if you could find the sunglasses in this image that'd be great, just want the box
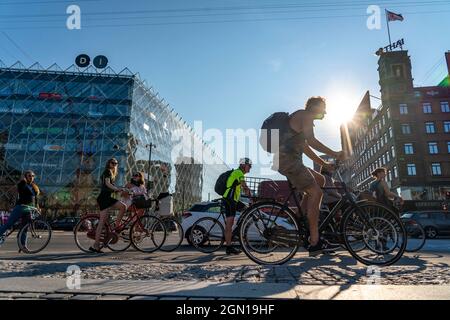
[26,175,35,178]
[110,162,118,165]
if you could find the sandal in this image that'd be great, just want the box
[88,246,104,253]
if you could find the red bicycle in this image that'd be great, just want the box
[73,200,166,253]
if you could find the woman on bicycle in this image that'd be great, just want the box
[0,170,40,247]
[369,167,404,213]
[90,158,127,253]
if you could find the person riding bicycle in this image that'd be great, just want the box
[271,96,346,256]
[90,158,128,253]
[369,167,404,214]
[222,158,252,255]
[120,172,149,220]
[0,170,41,247]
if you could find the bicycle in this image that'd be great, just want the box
[0,206,52,254]
[74,199,167,253]
[238,161,407,266]
[143,195,184,252]
[393,202,426,253]
[188,198,251,253]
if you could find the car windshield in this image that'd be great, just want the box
[401,213,414,219]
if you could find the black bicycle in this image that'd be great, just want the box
[1,206,52,254]
[238,162,407,266]
[188,199,252,253]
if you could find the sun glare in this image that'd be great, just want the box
[324,90,361,126]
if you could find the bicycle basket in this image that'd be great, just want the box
[132,195,153,209]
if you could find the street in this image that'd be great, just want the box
[1,232,450,299]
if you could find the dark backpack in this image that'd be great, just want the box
[260,112,290,153]
[214,170,234,196]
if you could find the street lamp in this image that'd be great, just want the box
[145,143,156,192]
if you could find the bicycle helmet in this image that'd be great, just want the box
[239,158,252,166]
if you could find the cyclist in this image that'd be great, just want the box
[0,170,41,248]
[369,167,404,214]
[90,158,128,253]
[271,96,346,256]
[222,157,252,255]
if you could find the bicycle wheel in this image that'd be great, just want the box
[74,215,109,253]
[239,201,300,265]
[159,217,184,252]
[403,219,426,252]
[130,215,166,253]
[189,217,225,253]
[342,203,406,266]
[17,220,52,254]
[106,218,132,252]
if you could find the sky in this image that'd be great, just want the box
[0,0,449,178]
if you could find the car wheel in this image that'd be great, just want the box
[424,226,438,239]
[189,226,207,246]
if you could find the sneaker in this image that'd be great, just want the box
[225,246,241,255]
[307,239,339,257]
[0,236,5,246]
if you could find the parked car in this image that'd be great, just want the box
[181,199,293,246]
[50,217,80,231]
[401,211,450,239]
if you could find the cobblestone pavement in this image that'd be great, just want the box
[2,254,450,285]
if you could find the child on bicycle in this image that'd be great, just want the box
[119,172,148,222]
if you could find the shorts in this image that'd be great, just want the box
[97,193,119,211]
[222,199,246,218]
[275,153,316,192]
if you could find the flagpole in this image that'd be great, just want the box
[385,9,392,46]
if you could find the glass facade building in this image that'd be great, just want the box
[0,61,228,217]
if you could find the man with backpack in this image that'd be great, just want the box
[260,96,346,256]
[215,158,252,255]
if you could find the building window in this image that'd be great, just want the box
[444,121,450,133]
[386,151,390,162]
[448,141,450,153]
[387,170,392,182]
[384,133,388,143]
[404,143,414,155]
[382,115,386,126]
[407,164,417,176]
[426,122,436,134]
[386,108,391,119]
[388,126,393,138]
[399,104,408,114]
[422,103,432,114]
[431,163,442,176]
[441,101,450,113]
[393,165,398,178]
[401,124,411,134]
[428,142,439,154]
[391,145,395,158]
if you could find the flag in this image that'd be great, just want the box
[386,10,404,22]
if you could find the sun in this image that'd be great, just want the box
[324,90,361,126]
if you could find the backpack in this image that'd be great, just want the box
[259,112,290,153]
[214,170,234,196]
